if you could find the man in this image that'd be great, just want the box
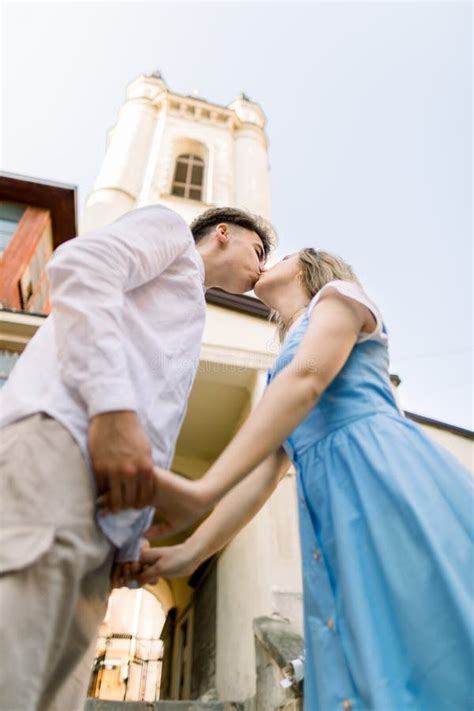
[0,204,274,711]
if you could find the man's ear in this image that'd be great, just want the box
[215,223,230,246]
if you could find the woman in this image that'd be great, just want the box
[101,249,473,711]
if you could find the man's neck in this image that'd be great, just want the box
[197,244,220,289]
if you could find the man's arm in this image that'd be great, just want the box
[47,205,192,505]
[97,291,366,528]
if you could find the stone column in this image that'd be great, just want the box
[82,75,165,232]
[229,95,272,220]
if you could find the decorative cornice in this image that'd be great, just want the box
[199,343,275,371]
[125,75,267,134]
[0,308,46,350]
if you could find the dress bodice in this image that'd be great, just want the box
[266,282,402,460]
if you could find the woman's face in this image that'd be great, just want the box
[254,253,303,304]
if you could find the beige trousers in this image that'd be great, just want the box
[0,414,114,711]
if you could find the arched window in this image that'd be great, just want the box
[171,154,204,201]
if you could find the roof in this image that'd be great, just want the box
[0,172,77,248]
[404,412,473,440]
[205,288,270,318]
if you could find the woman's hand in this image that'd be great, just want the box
[109,539,199,588]
[134,541,199,585]
[144,467,214,541]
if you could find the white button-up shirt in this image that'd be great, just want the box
[0,205,207,560]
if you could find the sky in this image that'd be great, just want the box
[1,1,472,429]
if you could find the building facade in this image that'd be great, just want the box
[0,173,76,314]
[0,173,76,386]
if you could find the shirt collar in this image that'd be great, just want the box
[194,250,206,291]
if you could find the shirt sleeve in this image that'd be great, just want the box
[47,205,193,417]
[110,507,156,563]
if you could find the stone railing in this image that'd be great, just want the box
[85,701,243,710]
[250,615,304,711]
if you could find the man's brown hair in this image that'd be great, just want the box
[190,207,276,259]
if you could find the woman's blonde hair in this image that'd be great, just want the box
[273,248,360,341]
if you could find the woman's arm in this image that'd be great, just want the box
[98,291,367,533]
[198,292,365,505]
[131,448,290,584]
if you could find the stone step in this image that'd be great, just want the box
[85,701,243,711]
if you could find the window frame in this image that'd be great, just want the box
[171,153,205,202]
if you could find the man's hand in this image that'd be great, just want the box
[89,410,154,512]
[110,560,143,589]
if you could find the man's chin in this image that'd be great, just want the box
[223,278,262,295]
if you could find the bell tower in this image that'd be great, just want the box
[82,71,271,232]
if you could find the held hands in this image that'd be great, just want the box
[110,560,143,589]
[144,467,213,541]
[89,411,155,511]
[98,465,214,541]
[110,539,198,589]
[93,416,213,590]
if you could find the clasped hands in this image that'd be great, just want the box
[89,410,213,589]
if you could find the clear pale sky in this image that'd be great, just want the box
[1,1,472,429]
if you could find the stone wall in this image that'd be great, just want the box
[190,559,218,699]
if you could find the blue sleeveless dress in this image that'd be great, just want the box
[266,281,473,711]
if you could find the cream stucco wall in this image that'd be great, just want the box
[215,468,302,702]
[418,423,473,473]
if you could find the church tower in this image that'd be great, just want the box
[82,71,271,232]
